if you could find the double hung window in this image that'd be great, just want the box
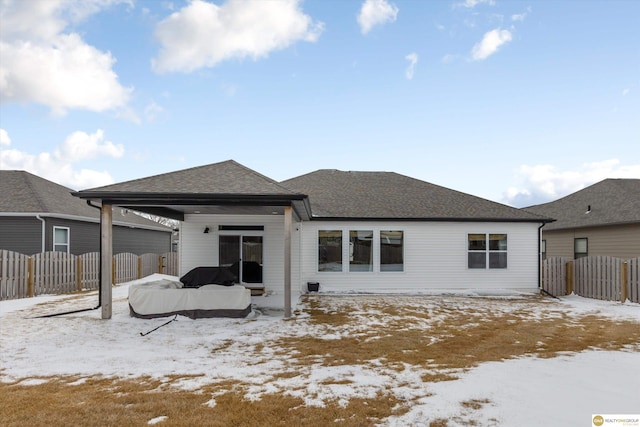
[468,233,507,269]
[53,227,70,253]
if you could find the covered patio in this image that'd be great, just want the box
[73,160,311,319]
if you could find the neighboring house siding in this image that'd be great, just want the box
[113,226,172,255]
[543,224,640,259]
[180,214,288,291]
[0,217,43,255]
[1,217,171,256]
[299,221,541,292]
[46,218,98,254]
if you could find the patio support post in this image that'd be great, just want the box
[284,206,292,318]
[101,204,113,319]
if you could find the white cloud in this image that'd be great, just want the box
[405,53,418,80]
[0,128,123,189]
[144,102,165,122]
[503,159,640,207]
[152,0,324,74]
[0,0,132,115]
[357,0,399,34]
[471,28,512,61]
[0,129,10,146]
[458,0,495,8]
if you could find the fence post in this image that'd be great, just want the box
[112,257,116,286]
[566,260,574,296]
[77,257,83,292]
[621,261,628,303]
[138,257,142,279]
[158,255,163,274]
[27,257,34,297]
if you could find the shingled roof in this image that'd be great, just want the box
[281,169,550,221]
[524,178,640,231]
[0,170,171,230]
[84,160,299,196]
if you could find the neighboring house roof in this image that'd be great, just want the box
[0,170,172,231]
[281,169,550,222]
[524,179,640,231]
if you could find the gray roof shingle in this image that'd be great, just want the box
[281,169,549,221]
[84,160,299,196]
[0,170,171,230]
[524,178,640,230]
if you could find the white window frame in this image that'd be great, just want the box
[468,233,508,269]
[53,226,70,253]
[379,230,404,272]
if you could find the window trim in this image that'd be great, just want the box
[468,233,508,269]
[318,230,343,273]
[380,230,404,272]
[349,229,374,272]
[574,237,588,259]
[53,226,70,253]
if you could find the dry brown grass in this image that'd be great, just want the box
[2,295,639,426]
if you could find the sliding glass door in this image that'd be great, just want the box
[219,235,263,284]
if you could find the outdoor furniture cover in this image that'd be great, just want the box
[128,277,251,319]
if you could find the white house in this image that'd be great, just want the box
[73,160,552,319]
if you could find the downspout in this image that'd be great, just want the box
[35,215,45,253]
[37,201,102,317]
[538,222,546,290]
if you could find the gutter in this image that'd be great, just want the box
[37,201,103,317]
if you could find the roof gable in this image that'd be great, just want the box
[84,160,299,196]
[281,169,548,221]
[524,178,640,230]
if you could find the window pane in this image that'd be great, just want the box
[489,252,507,268]
[349,230,373,272]
[54,228,68,244]
[319,230,342,272]
[54,244,67,252]
[489,234,507,251]
[468,252,486,269]
[380,230,403,272]
[574,238,587,253]
[468,234,486,250]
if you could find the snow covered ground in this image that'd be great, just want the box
[1,274,639,426]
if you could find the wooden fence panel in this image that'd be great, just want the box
[542,257,570,296]
[113,253,138,284]
[139,253,159,278]
[627,257,640,304]
[161,252,179,276]
[32,251,78,296]
[574,256,622,301]
[80,252,100,290]
[0,250,31,300]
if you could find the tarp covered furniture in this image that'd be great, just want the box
[128,276,251,319]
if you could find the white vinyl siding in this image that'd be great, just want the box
[179,214,289,293]
[299,221,540,292]
[179,215,541,294]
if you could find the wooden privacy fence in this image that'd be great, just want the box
[542,256,640,303]
[0,250,178,301]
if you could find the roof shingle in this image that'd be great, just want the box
[524,178,640,230]
[281,169,549,221]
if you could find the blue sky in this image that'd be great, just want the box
[1,0,638,207]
